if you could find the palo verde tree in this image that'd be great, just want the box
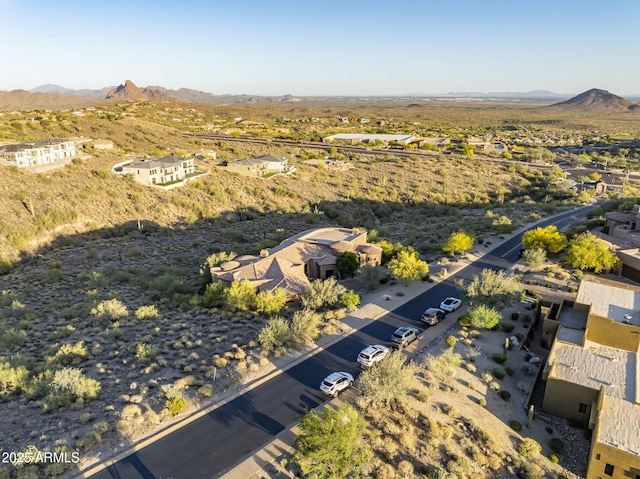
[467,304,502,330]
[442,231,475,255]
[293,403,372,479]
[357,349,419,409]
[387,249,429,285]
[458,268,523,307]
[565,232,621,273]
[521,226,568,254]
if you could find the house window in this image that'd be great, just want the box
[604,463,614,476]
[578,403,588,414]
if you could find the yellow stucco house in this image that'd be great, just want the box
[541,276,640,479]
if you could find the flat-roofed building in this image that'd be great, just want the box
[0,139,76,167]
[225,155,289,177]
[540,276,640,479]
[121,156,195,187]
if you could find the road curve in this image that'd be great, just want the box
[87,204,593,479]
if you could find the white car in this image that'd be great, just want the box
[440,297,462,313]
[320,372,354,397]
[357,345,389,367]
[390,327,420,348]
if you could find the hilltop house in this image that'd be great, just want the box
[121,156,195,187]
[322,133,415,146]
[539,276,640,479]
[0,139,77,167]
[210,227,382,300]
[225,155,291,177]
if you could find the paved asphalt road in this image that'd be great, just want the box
[89,204,594,479]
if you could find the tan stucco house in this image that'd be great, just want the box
[540,276,640,479]
[210,227,382,300]
[225,155,290,177]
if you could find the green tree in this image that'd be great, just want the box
[565,232,621,273]
[223,279,257,311]
[467,304,502,329]
[255,287,288,316]
[522,248,547,268]
[340,290,360,309]
[301,278,346,310]
[587,172,602,181]
[357,349,419,409]
[387,249,429,285]
[293,404,371,479]
[522,226,568,253]
[459,268,523,307]
[462,144,475,156]
[336,252,360,277]
[443,231,475,254]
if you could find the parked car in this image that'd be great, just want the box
[421,307,446,326]
[440,297,462,313]
[320,372,354,397]
[390,327,420,348]
[357,345,389,367]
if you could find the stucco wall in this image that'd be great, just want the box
[585,314,640,352]
[543,377,598,422]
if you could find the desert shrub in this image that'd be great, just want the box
[415,390,430,402]
[91,298,128,323]
[549,453,560,463]
[492,353,507,363]
[291,308,322,345]
[255,287,288,316]
[0,328,27,351]
[0,361,29,398]
[502,322,515,332]
[465,362,477,373]
[135,305,159,320]
[301,277,346,310]
[465,345,481,362]
[500,390,511,401]
[511,312,520,321]
[135,343,157,364]
[258,317,292,353]
[47,368,101,408]
[456,314,472,327]
[200,281,228,308]
[48,324,75,341]
[518,382,532,394]
[517,437,542,457]
[165,396,187,416]
[549,437,565,453]
[505,367,515,376]
[478,398,487,407]
[0,258,12,275]
[223,279,257,311]
[509,420,522,432]
[424,350,462,378]
[198,384,213,398]
[493,368,507,379]
[340,290,360,309]
[48,342,89,366]
[444,335,457,348]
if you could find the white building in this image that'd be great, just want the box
[0,139,77,167]
[121,156,195,186]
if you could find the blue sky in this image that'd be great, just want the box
[1,0,638,96]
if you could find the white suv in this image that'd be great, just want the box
[357,345,389,367]
[390,327,420,348]
[320,372,354,397]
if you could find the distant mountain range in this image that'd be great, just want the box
[0,82,637,111]
[28,80,302,105]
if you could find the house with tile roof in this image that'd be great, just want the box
[210,227,382,300]
[540,276,640,479]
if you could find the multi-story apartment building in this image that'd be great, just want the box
[121,156,195,186]
[0,139,77,167]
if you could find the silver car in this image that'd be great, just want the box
[320,372,354,397]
